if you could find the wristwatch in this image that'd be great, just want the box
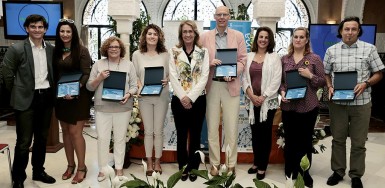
[364,80,371,87]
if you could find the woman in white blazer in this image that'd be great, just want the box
[169,20,209,182]
[242,26,282,180]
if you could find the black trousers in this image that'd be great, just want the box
[250,107,276,171]
[12,89,53,182]
[282,108,318,179]
[171,95,206,172]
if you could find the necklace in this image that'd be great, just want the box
[108,58,121,70]
[62,47,71,52]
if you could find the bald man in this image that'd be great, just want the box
[200,6,247,176]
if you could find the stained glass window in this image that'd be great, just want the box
[163,0,225,27]
[248,0,309,55]
[83,0,147,61]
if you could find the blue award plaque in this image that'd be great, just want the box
[102,71,126,101]
[140,66,164,96]
[332,71,357,101]
[57,73,82,98]
[215,48,237,78]
[57,82,80,98]
[141,85,163,95]
[332,90,355,100]
[285,70,307,100]
[285,87,307,100]
[102,88,124,100]
[215,65,237,77]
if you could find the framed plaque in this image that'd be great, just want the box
[102,71,126,101]
[285,70,307,100]
[57,73,82,98]
[332,71,357,101]
[214,48,237,78]
[140,66,164,96]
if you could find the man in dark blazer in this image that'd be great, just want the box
[2,14,56,188]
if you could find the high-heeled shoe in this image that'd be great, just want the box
[71,166,87,184]
[247,166,258,174]
[154,158,162,174]
[256,171,266,180]
[62,165,76,180]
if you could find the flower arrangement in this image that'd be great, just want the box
[275,121,327,154]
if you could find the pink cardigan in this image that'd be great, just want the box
[200,28,247,96]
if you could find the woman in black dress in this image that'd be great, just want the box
[53,19,92,184]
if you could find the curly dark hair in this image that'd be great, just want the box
[139,24,167,53]
[100,36,126,58]
[251,26,275,53]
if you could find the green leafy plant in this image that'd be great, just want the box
[119,159,184,188]
[129,11,151,60]
[229,4,249,21]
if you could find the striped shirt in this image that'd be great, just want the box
[324,40,385,105]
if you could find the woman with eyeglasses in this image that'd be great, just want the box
[279,27,326,188]
[132,24,169,176]
[86,36,138,182]
[169,20,209,182]
[53,18,92,184]
[242,26,281,180]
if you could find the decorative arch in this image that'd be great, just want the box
[162,0,226,27]
[82,0,147,61]
[248,0,310,55]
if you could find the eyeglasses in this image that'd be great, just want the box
[108,46,121,49]
[59,18,75,23]
[214,13,230,18]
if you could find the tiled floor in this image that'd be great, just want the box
[1,119,385,188]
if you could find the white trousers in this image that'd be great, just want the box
[206,81,240,167]
[96,111,131,170]
[139,96,168,158]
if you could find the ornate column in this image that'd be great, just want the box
[252,0,285,33]
[108,0,140,58]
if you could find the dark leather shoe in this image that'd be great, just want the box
[12,181,24,188]
[351,177,363,188]
[327,172,343,186]
[32,171,56,184]
[256,172,265,180]
[304,171,313,188]
[189,174,197,182]
[181,174,188,181]
[247,166,258,174]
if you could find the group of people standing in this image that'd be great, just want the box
[1,5,383,188]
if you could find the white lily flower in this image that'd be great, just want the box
[320,129,326,137]
[225,144,231,159]
[285,175,294,188]
[220,164,227,174]
[277,137,285,148]
[135,117,142,123]
[103,165,115,179]
[111,176,120,187]
[133,107,139,113]
[133,124,140,131]
[141,159,147,175]
[195,150,205,164]
[152,171,160,180]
